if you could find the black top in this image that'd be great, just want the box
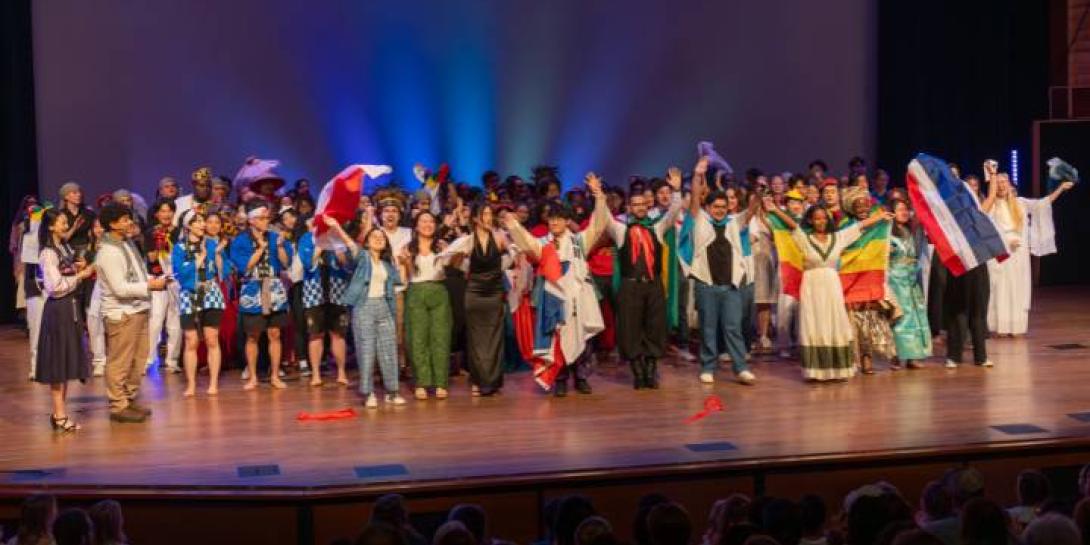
[469,233,501,274]
[708,224,734,287]
[618,224,662,280]
[61,206,96,249]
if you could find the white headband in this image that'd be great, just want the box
[247,206,268,220]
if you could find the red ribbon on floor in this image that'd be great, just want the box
[297,408,357,422]
[685,395,725,424]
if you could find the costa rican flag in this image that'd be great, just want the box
[905,153,1009,277]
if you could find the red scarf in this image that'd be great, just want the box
[627,224,655,278]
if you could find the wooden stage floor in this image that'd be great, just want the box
[2,286,1090,496]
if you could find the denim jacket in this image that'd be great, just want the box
[340,253,400,316]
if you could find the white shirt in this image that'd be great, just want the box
[95,235,151,320]
[411,253,445,283]
[383,226,412,292]
[367,257,388,298]
[688,211,748,287]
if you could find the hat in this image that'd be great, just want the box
[191,167,213,184]
[841,185,870,211]
[373,187,407,211]
[820,177,839,189]
[212,175,231,189]
[159,176,178,189]
[784,189,805,202]
[233,156,285,193]
[59,181,81,199]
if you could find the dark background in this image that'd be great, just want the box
[0,0,1080,322]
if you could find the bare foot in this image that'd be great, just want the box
[183,388,196,398]
[206,386,219,396]
[270,378,287,389]
[243,380,258,391]
[336,375,349,386]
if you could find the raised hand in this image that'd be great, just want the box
[1061,181,1075,192]
[693,157,709,176]
[585,172,603,197]
[666,167,682,191]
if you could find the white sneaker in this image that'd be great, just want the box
[676,350,696,362]
[699,372,715,384]
[365,394,378,409]
[978,360,994,368]
[386,394,407,406]
[92,364,105,377]
[759,337,773,350]
[737,370,757,385]
[166,364,182,374]
[944,360,958,369]
[299,360,311,377]
[778,350,792,360]
[241,368,251,381]
[278,369,287,378]
[718,354,732,363]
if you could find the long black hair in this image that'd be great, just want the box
[38,208,65,253]
[407,211,439,272]
[146,198,177,228]
[888,198,919,240]
[801,205,832,234]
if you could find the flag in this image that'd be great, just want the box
[1046,157,1079,193]
[767,212,804,299]
[837,215,891,303]
[314,164,391,249]
[530,243,568,391]
[906,153,1008,277]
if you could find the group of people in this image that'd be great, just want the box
[9,152,1073,432]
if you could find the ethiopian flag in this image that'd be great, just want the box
[767,212,804,299]
[837,215,891,303]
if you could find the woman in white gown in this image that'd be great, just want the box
[983,173,1072,336]
[765,201,891,381]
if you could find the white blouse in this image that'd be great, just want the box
[411,253,445,283]
[40,247,81,299]
[367,257,388,298]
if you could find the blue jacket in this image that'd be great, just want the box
[171,238,220,292]
[229,230,293,314]
[340,252,400,316]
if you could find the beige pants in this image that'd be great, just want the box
[105,311,150,413]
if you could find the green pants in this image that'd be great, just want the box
[407,282,453,388]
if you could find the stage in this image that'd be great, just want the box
[2,287,1090,545]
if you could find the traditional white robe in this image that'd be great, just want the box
[986,197,1057,335]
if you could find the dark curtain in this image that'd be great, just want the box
[0,0,39,323]
[877,0,1049,185]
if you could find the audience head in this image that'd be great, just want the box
[761,498,802,545]
[718,523,760,545]
[371,494,410,528]
[634,494,670,545]
[799,494,827,537]
[17,494,57,545]
[920,480,954,522]
[575,516,614,545]
[944,468,985,510]
[959,498,1010,545]
[449,504,487,545]
[52,508,94,545]
[846,486,913,545]
[1023,513,1081,545]
[434,521,477,545]
[356,523,408,545]
[741,536,779,545]
[1018,470,1051,508]
[647,502,692,545]
[554,495,597,545]
[1072,498,1090,545]
[88,500,126,545]
[891,530,945,545]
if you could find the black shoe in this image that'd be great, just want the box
[630,361,643,390]
[109,407,147,423]
[645,358,660,389]
[554,381,568,397]
[575,379,592,394]
[128,402,153,416]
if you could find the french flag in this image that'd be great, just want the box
[906,153,1009,277]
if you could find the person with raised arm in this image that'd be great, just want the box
[502,173,610,396]
[765,201,891,382]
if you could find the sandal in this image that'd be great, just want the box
[414,387,428,400]
[436,388,448,400]
[50,414,81,433]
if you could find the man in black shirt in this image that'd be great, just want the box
[58,182,95,252]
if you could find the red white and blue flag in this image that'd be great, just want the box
[906,153,1009,277]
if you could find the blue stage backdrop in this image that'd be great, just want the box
[31,0,875,199]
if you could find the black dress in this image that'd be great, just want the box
[34,246,89,384]
[464,233,505,395]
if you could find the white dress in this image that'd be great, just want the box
[986,198,1056,335]
[793,224,863,380]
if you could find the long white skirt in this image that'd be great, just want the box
[987,245,1031,335]
[798,267,856,380]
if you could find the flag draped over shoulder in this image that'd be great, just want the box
[837,214,891,303]
[905,153,1009,277]
[767,212,804,299]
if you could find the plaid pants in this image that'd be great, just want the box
[352,298,399,396]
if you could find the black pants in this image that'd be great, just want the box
[616,278,666,361]
[943,264,989,364]
[289,282,308,363]
[927,251,947,336]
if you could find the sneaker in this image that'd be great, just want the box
[109,407,147,424]
[241,368,251,381]
[699,372,715,384]
[553,381,568,397]
[92,364,105,377]
[165,364,182,374]
[575,379,592,394]
[758,336,773,350]
[675,348,696,362]
[299,360,312,377]
[365,394,378,409]
[944,360,958,369]
[386,394,407,406]
[718,354,732,363]
[977,360,994,368]
[778,350,792,360]
[737,370,757,385]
